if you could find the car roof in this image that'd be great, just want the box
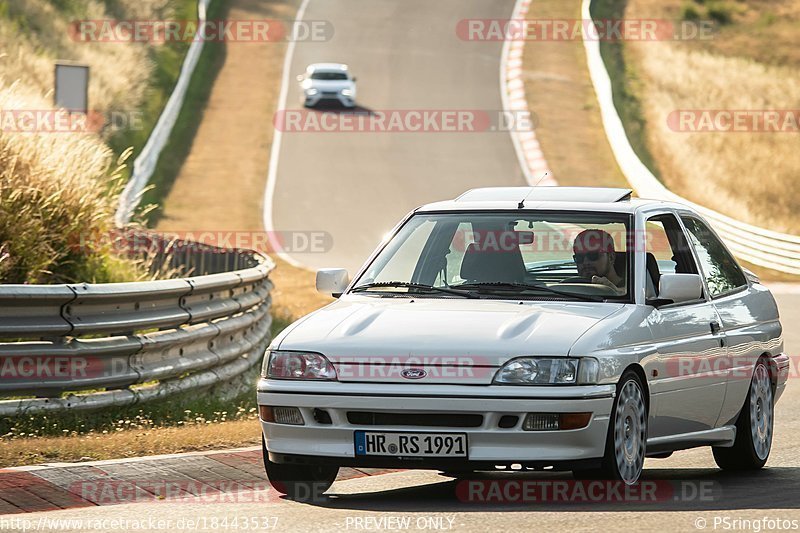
[415,187,690,215]
[306,63,349,73]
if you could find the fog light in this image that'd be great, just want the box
[523,413,559,431]
[273,406,304,425]
[522,413,592,431]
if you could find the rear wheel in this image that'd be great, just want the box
[713,359,773,471]
[262,437,339,500]
[573,370,647,484]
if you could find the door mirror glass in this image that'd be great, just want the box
[316,268,349,296]
[658,273,703,304]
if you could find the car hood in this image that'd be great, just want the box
[277,296,623,382]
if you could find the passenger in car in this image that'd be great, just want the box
[572,229,626,294]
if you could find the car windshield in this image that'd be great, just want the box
[310,71,348,80]
[351,212,632,301]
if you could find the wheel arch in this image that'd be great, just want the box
[620,363,650,415]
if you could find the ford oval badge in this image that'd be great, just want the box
[401,368,427,379]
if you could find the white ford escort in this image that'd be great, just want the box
[257,187,789,496]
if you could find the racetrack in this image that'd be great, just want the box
[266,0,525,273]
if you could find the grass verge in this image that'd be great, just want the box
[589,0,800,280]
[135,0,231,222]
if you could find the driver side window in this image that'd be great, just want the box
[645,214,699,298]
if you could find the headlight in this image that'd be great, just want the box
[305,88,318,96]
[262,350,338,380]
[493,357,599,385]
[341,89,354,97]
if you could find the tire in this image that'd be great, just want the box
[262,437,339,501]
[573,370,648,484]
[713,359,774,471]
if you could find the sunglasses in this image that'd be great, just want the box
[573,252,604,263]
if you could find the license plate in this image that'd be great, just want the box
[354,431,468,457]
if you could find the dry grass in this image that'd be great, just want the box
[0,82,143,283]
[0,419,261,467]
[0,0,187,283]
[621,0,800,233]
[0,0,170,120]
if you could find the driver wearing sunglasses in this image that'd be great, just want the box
[572,229,625,295]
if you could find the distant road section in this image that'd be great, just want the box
[267,0,523,273]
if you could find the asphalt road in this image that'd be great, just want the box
[267,0,525,273]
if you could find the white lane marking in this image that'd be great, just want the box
[501,0,557,186]
[262,0,313,269]
[4,446,263,472]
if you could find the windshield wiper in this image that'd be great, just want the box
[452,281,605,302]
[350,281,479,299]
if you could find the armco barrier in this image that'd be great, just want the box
[581,0,800,275]
[0,231,274,416]
[115,0,212,226]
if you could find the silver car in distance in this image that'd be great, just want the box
[257,187,789,498]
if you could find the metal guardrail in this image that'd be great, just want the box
[0,231,274,416]
[581,0,800,276]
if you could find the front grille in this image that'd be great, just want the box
[347,411,483,428]
[321,91,339,96]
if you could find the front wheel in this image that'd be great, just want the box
[262,437,339,500]
[713,359,774,471]
[574,370,648,484]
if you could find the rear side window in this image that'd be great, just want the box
[681,217,747,297]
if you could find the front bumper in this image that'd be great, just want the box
[774,352,790,402]
[303,92,355,107]
[257,380,615,468]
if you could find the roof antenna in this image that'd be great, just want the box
[517,172,550,208]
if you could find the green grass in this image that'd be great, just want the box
[106,0,201,190]
[590,0,662,180]
[135,0,230,223]
[0,388,258,439]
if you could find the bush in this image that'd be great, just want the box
[681,3,702,21]
[0,85,143,284]
[707,2,733,24]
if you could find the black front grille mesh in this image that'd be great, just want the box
[347,411,483,428]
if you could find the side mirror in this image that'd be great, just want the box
[351,76,357,82]
[658,273,703,304]
[296,74,304,82]
[316,268,349,297]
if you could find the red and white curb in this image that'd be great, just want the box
[0,447,398,514]
[502,0,557,186]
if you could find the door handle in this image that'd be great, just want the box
[710,321,725,347]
